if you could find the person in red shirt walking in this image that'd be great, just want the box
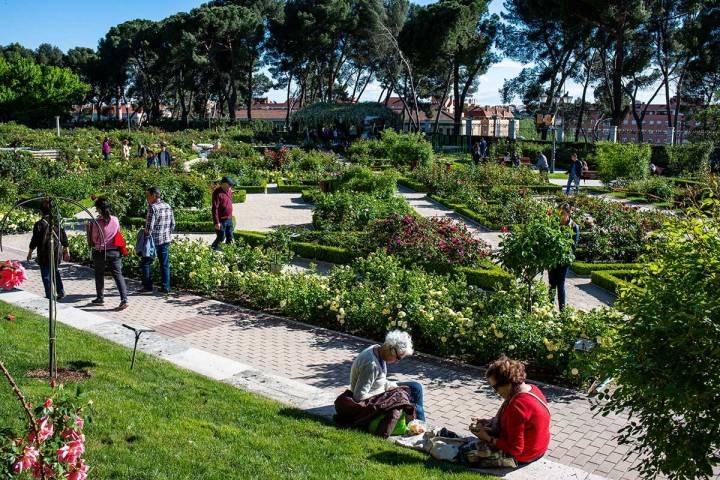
[470,355,551,467]
[211,176,235,250]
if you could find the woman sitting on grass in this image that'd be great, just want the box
[470,356,551,467]
[334,330,425,438]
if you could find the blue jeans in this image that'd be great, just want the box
[211,218,234,250]
[548,265,569,310]
[565,174,580,195]
[39,264,64,299]
[141,242,170,291]
[398,381,425,422]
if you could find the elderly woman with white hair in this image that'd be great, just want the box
[334,330,425,438]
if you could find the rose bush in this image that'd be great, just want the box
[312,193,413,231]
[370,214,491,268]
[0,374,92,480]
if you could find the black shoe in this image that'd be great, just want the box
[117,300,129,311]
[133,287,154,295]
[90,297,104,305]
[158,287,171,294]
[56,293,65,300]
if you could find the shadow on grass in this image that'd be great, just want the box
[366,450,471,474]
[277,406,336,426]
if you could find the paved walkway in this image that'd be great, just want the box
[0,236,639,480]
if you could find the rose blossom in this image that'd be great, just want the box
[57,439,85,464]
[64,461,89,480]
[61,428,85,441]
[30,416,55,443]
[74,416,84,430]
[44,398,53,409]
[12,446,39,473]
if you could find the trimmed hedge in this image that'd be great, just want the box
[457,266,513,290]
[291,242,359,264]
[397,176,428,192]
[571,261,644,276]
[235,230,267,247]
[591,269,640,294]
[429,194,501,230]
[301,189,321,203]
[237,184,266,194]
[277,178,310,193]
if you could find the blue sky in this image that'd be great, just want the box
[0,0,615,105]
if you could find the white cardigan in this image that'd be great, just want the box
[349,345,397,402]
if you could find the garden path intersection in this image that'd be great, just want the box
[1,237,650,480]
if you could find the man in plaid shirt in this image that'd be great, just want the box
[137,186,175,294]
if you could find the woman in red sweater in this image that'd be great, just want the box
[470,356,551,466]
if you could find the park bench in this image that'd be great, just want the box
[582,170,600,180]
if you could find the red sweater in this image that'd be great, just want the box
[495,385,551,463]
[212,187,234,224]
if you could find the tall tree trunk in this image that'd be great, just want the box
[575,63,592,141]
[611,31,625,126]
[227,83,237,121]
[247,67,253,122]
[285,73,293,128]
[377,86,386,102]
[452,60,461,136]
[350,68,363,102]
[356,69,373,101]
[663,68,673,127]
[434,67,453,136]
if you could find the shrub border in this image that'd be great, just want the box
[571,262,643,276]
[237,229,512,290]
[590,269,640,294]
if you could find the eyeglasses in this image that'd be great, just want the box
[393,347,403,361]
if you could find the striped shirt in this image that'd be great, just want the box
[145,200,175,246]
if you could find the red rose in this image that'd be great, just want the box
[5,314,15,321]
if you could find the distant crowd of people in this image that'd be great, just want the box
[101,137,174,168]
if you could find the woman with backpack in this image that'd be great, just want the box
[87,198,129,310]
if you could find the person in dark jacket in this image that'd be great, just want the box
[548,203,580,310]
[27,200,69,299]
[211,176,235,250]
[565,153,581,195]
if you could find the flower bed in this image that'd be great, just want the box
[370,214,491,267]
[312,193,413,231]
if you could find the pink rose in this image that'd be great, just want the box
[74,416,85,430]
[64,461,89,480]
[61,428,84,442]
[57,439,85,464]
[12,446,39,473]
[38,416,54,442]
[44,398,53,409]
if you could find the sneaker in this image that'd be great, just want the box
[90,297,104,305]
[56,293,65,300]
[158,287,171,294]
[117,300,129,311]
[133,287,154,295]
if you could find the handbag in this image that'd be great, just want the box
[113,230,129,257]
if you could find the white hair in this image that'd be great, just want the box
[384,330,414,357]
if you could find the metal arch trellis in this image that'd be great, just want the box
[0,194,107,379]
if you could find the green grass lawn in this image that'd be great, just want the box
[0,301,489,480]
[546,172,567,179]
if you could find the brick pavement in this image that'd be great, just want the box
[0,238,643,480]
